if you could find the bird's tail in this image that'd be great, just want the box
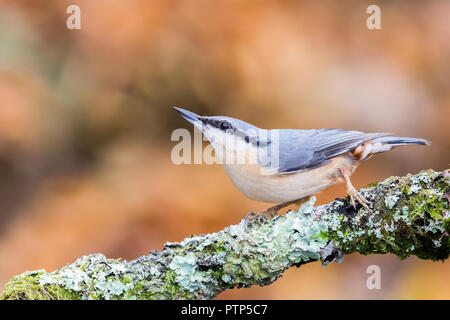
[371,136,430,147]
[353,135,429,160]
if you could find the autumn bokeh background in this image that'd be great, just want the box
[0,0,449,299]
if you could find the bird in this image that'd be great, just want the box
[173,107,429,221]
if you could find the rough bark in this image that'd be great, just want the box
[1,169,449,300]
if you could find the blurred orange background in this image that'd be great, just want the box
[0,0,449,299]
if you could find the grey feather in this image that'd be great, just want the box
[264,129,389,174]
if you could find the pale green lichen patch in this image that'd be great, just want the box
[220,197,330,277]
[169,253,213,292]
[2,254,136,300]
[385,195,399,209]
[159,195,331,296]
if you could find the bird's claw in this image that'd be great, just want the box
[244,208,278,230]
[347,186,373,214]
[243,211,255,230]
[341,170,374,214]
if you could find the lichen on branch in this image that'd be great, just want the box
[2,169,449,300]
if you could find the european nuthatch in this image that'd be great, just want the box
[174,107,429,219]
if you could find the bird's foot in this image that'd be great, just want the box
[243,197,312,230]
[340,169,373,214]
[346,184,373,214]
[244,207,278,230]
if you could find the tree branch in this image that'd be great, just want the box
[2,169,449,300]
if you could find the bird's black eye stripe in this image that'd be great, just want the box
[203,119,233,131]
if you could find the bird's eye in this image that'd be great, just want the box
[219,121,230,131]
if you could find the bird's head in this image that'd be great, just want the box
[174,107,269,164]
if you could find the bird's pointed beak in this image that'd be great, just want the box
[173,107,201,125]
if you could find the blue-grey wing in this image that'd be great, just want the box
[261,129,388,174]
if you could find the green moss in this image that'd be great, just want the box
[1,272,81,300]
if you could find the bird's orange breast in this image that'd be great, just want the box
[222,153,358,203]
